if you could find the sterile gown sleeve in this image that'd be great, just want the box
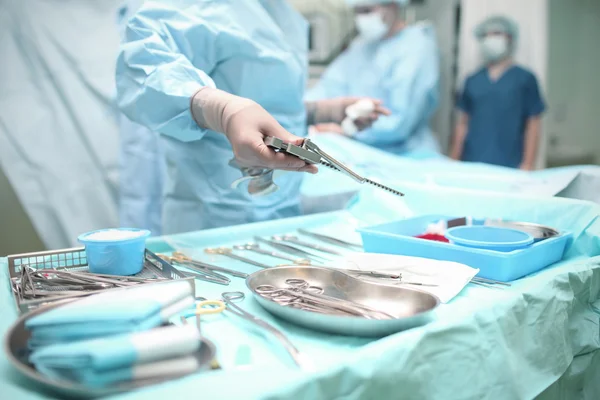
[356,38,440,146]
[456,77,473,115]
[304,52,351,101]
[115,1,219,142]
[524,72,546,118]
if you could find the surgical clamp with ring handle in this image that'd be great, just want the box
[222,291,308,369]
[163,252,249,279]
[297,229,363,250]
[179,292,308,369]
[273,234,343,256]
[256,279,395,320]
[265,136,404,197]
[151,253,230,286]
[255,237,331,263]
[233,244,311,265]
[204,247,274,269]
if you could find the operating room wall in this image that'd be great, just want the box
[412,0,459,153]
[0,168,45,255]
[545,0,600,166]
[0,0,122,251]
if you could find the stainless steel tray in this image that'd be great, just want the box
[4,299,216,399]
[246,266,439,337]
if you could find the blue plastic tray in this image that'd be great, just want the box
[357,214,572,282]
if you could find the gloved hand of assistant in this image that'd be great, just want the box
[191,87,317,173]
[308,97,390,131]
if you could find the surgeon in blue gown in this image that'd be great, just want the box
[450,16,546,170]
[306,0,441,156]
[116,0,165,235]
[116,0,388,234]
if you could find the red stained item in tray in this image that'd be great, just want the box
[415,233,450,243]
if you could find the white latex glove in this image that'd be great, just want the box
[307,97,390,131]
[341,99,376,136]
[191,87,317,173]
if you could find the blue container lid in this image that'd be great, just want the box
[78,228,150,245]
[445,226,534,251]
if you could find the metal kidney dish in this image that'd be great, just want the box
[246,266,440,337]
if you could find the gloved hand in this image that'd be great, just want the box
[191,87,317,173]
[306,97,390,130]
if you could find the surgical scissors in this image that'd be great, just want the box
[256,279,395,320]
[220,291,309,369]
[180,291,307,369]
[180,296,227,333]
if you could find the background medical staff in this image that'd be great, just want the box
[306,0,441,156]
[117,0,165,235]
[451,15,546,170]
[116,0,387,235]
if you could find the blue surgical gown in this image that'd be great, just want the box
[116,0,308,234]
[117,0,165,235]
[457,65,546,168]
[306,24,441,155]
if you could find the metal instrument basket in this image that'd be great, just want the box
[6,247,192,314]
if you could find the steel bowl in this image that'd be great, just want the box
[246,266,439,337]
[4,301,216,399]
[486,221,560,241]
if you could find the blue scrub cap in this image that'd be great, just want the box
[346,0,410,7]
[474,15,519,41]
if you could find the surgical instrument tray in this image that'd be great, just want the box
[6,247,195,314]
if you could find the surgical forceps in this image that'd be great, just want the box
[265,136,404,197]
[233,244,311,265]
[273,235,343,256]
[255,237,331,263]
[164,252,248,279]
[256,279,394,320]
[204,247,274,269]
[342,270,439,286]
[297,229,363,250]
[13,267,154,300]
[154,254,230,285]
[470,277,512,288]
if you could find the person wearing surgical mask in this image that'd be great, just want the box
[306,0,441,157]
[115,0,389,234]
[450,16,546,170]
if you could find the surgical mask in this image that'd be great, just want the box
[480,36,509,62]
[355,12,389,42]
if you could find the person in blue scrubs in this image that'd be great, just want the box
[451,16,546,170]
[116,0,165,235]
[116,0,388,234]
[306,0,441,156]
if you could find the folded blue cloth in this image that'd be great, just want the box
[26,280,194,347]
[30,324,202,387]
